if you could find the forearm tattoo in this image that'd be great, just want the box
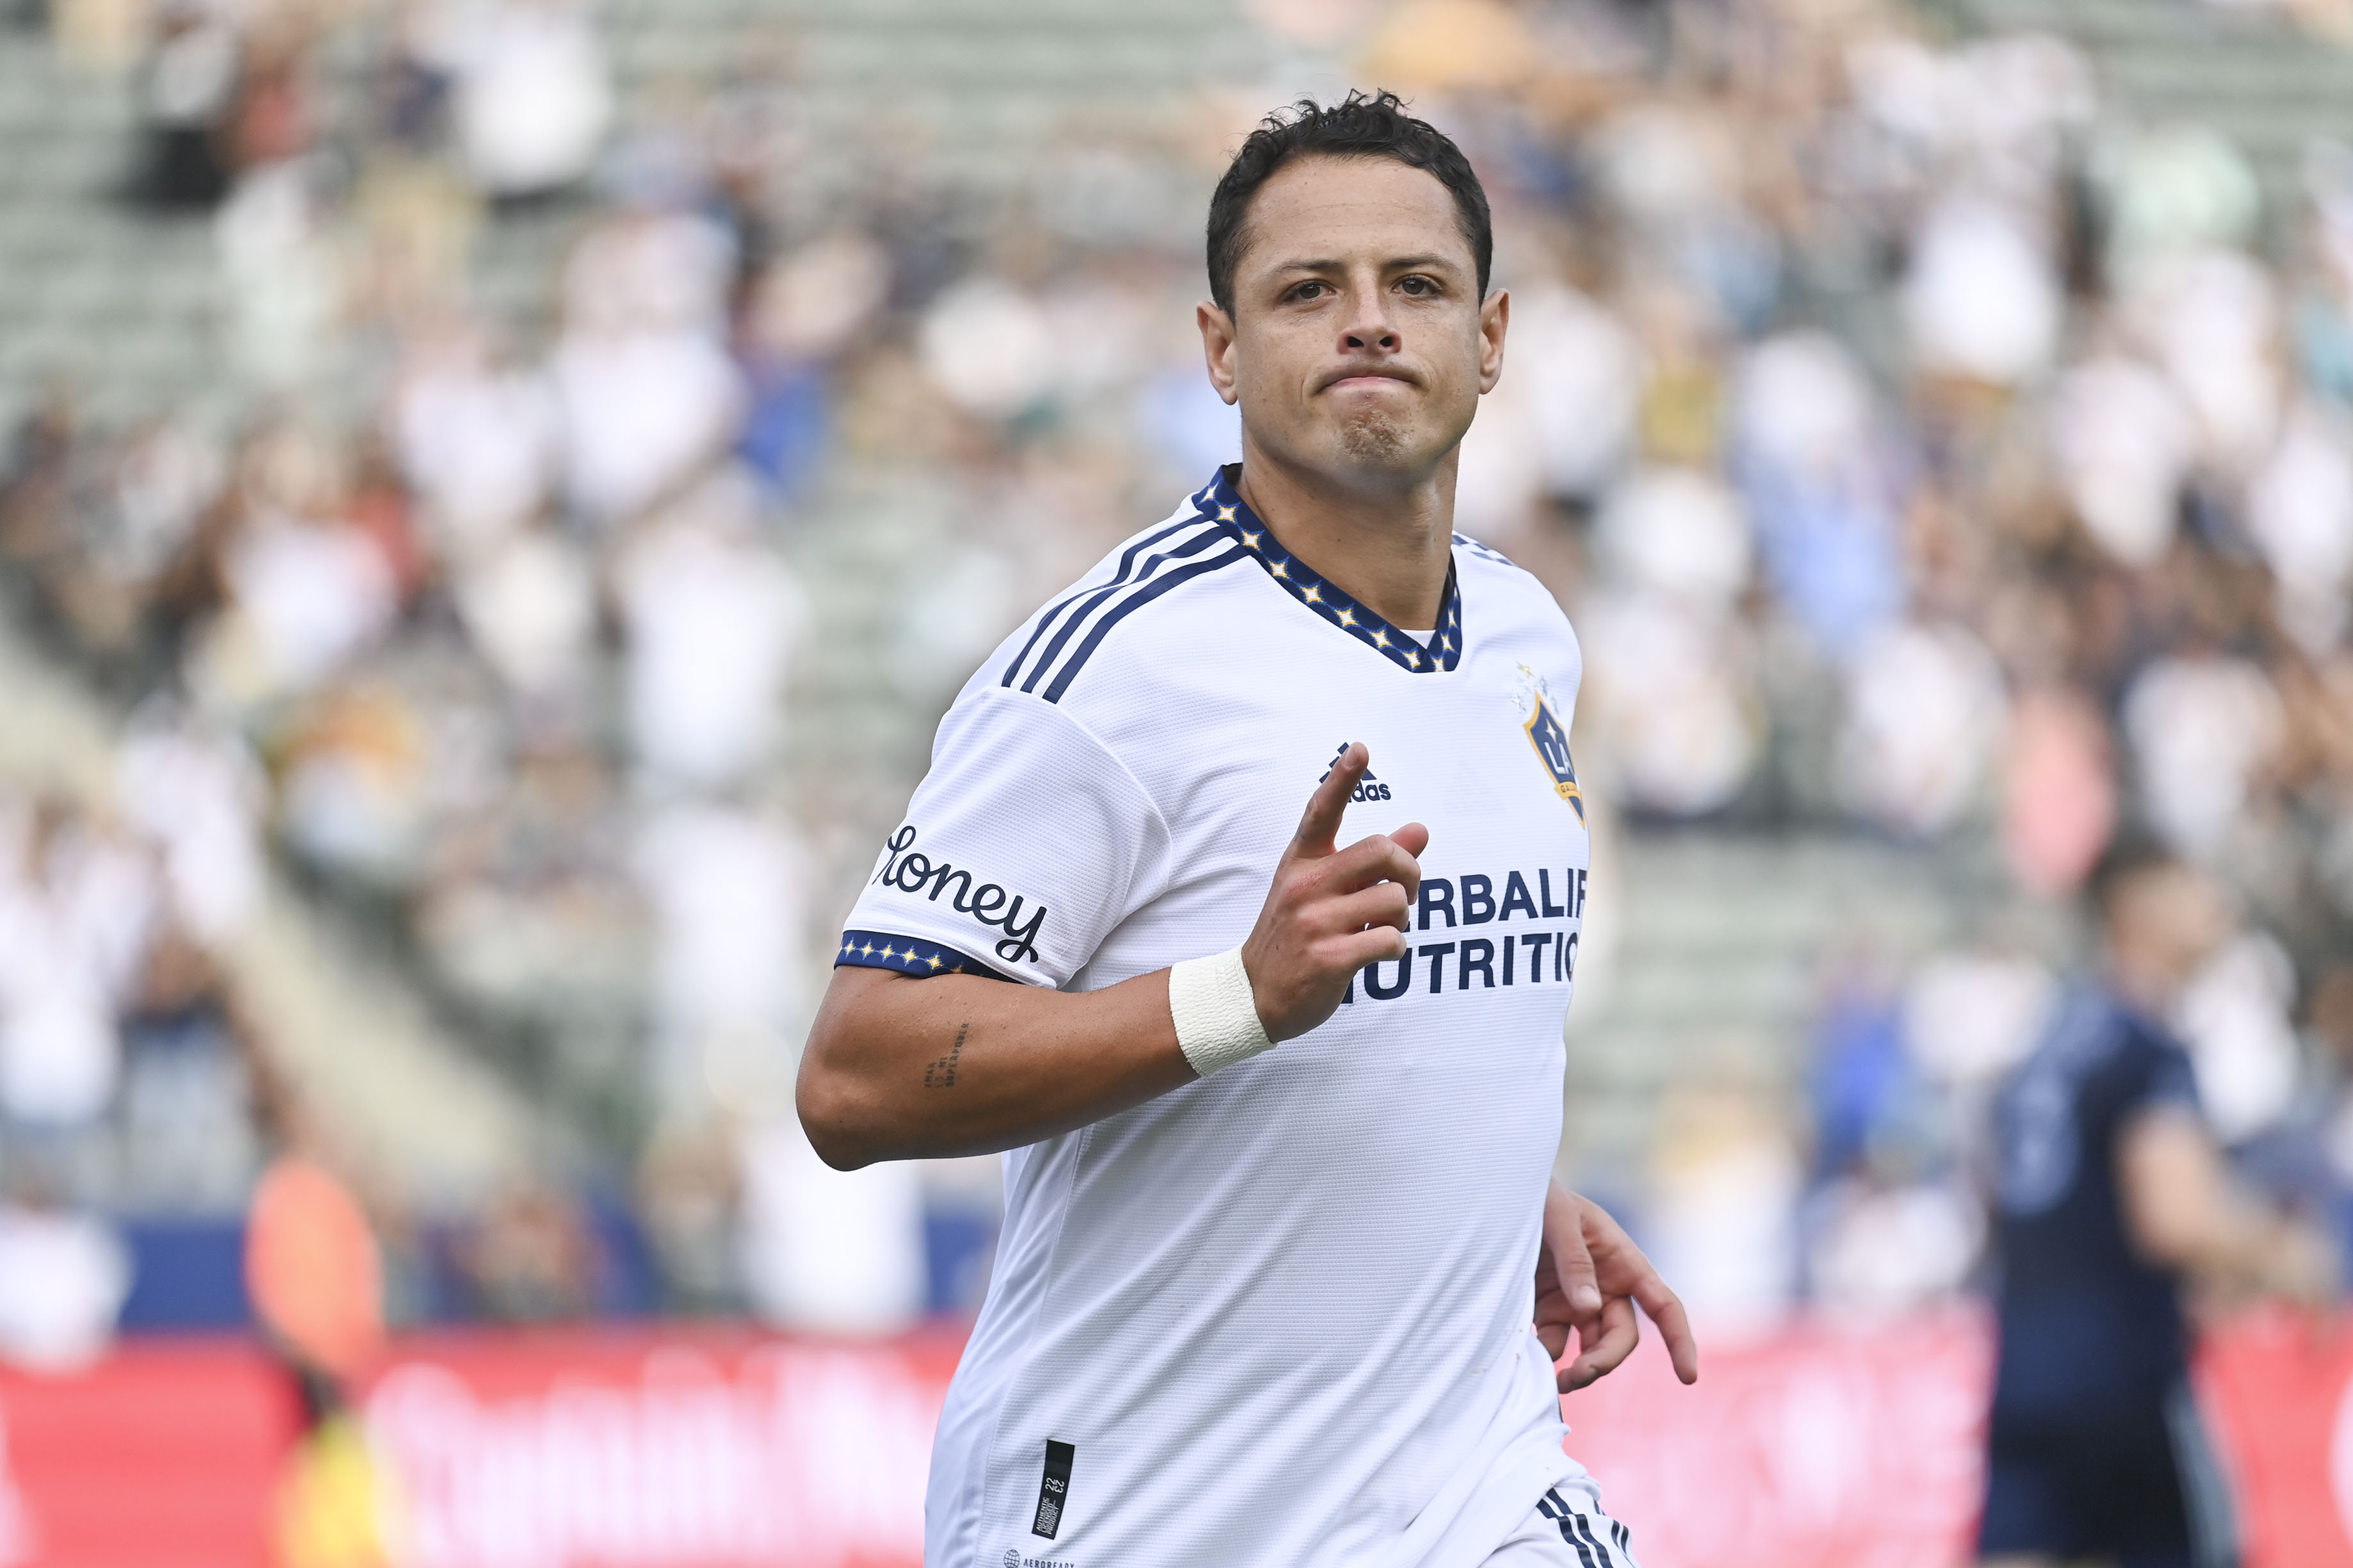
[924,1022,969,1088]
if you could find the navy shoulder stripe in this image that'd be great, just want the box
[1015,524,1229,696]
[1039,545,1248,702]
[995,510,1240,698]
[998,512,1208,689]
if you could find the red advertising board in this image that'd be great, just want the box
[1559,1311,1992,1568]
[360,1326,963,1568]
[0,1311,2341,1568]
[0,1339,300,1568]
[2196,1306,2353,1568]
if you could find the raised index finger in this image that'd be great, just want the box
[1292,743,1369,859]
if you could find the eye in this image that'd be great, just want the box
[1398,275,1439,296]
[1289,280,1331,302]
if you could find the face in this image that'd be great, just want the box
[2108,863,2232,996]
[1200,155,1507,493]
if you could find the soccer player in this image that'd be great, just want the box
[797,92,1697,1567]
[1980,845,2334,1568]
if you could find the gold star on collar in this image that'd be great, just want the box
[1372,630,1390,648]
[1271,561,1288,578]
[924,952,943,970]
[1301,585,1321,603]
[1337,609,1356,627]
[1242,529,1261,550]
[1219,505,1238,522]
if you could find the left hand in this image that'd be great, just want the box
[1535,1181,1698,1393]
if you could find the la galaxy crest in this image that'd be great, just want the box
[1513,665,1584,821]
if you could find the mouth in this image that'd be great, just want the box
[1319,369,1419,394]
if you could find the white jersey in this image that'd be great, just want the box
[840,467,1595,1568]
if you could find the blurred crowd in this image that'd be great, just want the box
[1347,0,2353,1332]
[4,0,2353,1355]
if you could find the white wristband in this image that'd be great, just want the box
[1169,947,1275,1077]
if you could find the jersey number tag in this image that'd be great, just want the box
[1032,1439,1076,1539]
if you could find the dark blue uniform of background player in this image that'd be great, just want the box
[1980,987,2235,1568]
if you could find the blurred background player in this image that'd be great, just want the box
[1980,844,2338,1568]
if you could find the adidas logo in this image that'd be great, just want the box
[1318,742,1394,802]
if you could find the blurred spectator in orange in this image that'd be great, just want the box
[247,1151,386,1383]
[259,1089,400,1568]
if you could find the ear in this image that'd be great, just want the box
[1198,300,1241,407]
[1477,287,1510,396]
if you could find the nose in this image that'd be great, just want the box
[1340,294,1399,355]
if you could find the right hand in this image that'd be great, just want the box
[1239,743,1429,1041]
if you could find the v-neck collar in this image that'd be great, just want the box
[1201,466,1463,675]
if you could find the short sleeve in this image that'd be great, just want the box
[838,687,1169,989]
[2129,1034,2203,1119]
[2098,1018,2204,1140]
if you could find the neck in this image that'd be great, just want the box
[1232,433,1456,631]
[2104,953,2180,1019]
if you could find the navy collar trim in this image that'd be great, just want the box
[1201,467,1462,674]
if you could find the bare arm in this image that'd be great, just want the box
[797,744,1426,1169]
[2117,1106,2336,1303]
[796,965,1193,1167]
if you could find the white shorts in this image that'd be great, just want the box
[1481,1478,1641,1567]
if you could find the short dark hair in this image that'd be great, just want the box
[1205,90,1492,316]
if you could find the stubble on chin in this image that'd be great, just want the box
[1337,408,1406,465]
